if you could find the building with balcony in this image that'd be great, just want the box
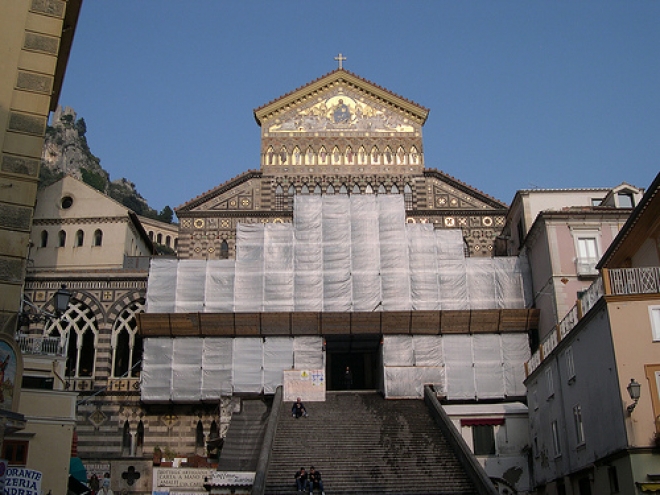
[524,172,660,495]
[500,184,644,343]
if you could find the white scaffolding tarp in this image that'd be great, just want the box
[381,334,529,399]
[142,337,324,402]
[142,196,532,402]
[145,196,527,313]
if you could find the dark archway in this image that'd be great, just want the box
[325,334,381,391]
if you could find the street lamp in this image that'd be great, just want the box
[19,284,71,327]
[626,378,641,414]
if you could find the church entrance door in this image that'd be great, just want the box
[324,334,380,391]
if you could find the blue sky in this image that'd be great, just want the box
[58,1,660,214]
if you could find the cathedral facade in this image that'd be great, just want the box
[21,67,536,495]
[176,69,507,261]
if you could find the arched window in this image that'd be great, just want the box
[122,421,131,456]
[157,233,162,244]
[279,146,288,165]
[365,183,374,194]
[292,147,301,165]
[371,146,380,164]
[352,184,361,195]
[305,147,315,165]
[332,146,341,165]
[265,146,275,165]
[220,240,229,260]
[137,421,144,454]
[378,184,387,194]
[46,299,98,378]
[148,231,154,240]
[358,146,367,165]
[196,421,205,449]
[275,184,284,210]
[318,147,327,165]
[165,236,171,247]
[301,184,309,195]
[404,183,413,210]
[93,229,103,247]
[58,230,66,247]
[313,184,322,195]
[339,184,348,195]
[384,147,393,164]
[396,146,406,165]
[410,146,419,164]
[391,184,400,194]
[345,147,354,164]
[40,230,48,248]
[75,230,84,247]
[111,299,144,378]
[326,184,335,195]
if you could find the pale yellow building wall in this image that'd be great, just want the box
[0,0,78,335]
[608,298,660,447]
[13,389,77,495]
[31,176,152,270]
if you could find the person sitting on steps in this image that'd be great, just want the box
[307,466,325,495]
[294,466,308,492]
[292,397,308,418]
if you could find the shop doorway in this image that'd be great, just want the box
[324,334,381,390]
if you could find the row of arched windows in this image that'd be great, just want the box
[120,419,219,457]
[40,229,103,248]
[274,182,413,210]
[44,298,144,379]
[147,231,177,249]
[265,145,421,166]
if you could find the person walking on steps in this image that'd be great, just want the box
[294,467,308,492]
[292,397,308,418]
[307,466,325,495]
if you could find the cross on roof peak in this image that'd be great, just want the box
[334,53,347,70]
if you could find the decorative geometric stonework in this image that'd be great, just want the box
[34,291,46,302]
[181,219,192,228]
[193,219,205,229]
[89,408,107,427]
[102,291,113,302]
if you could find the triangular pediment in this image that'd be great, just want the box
[176,171,262,213]
[254,69,429,132]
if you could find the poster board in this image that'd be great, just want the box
[283,370,325,402]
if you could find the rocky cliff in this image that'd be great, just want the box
[41,106,173,223]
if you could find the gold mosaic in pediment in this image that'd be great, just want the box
[267,92,415,134]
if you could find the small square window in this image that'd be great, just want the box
[472,425,496,455]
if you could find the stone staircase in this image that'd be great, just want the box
[264,392,478,495]
[218,398,272,471]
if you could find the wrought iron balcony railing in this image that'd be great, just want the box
[525,266,660,377]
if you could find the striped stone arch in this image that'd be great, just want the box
[43,289,105,323]
[107,290,146,324]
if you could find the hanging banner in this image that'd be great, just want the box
[4,468,42,495]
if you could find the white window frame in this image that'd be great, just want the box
[565,346,576,382]
[649,305,660,342]
[551,420,562,457]
[570,228,601,276]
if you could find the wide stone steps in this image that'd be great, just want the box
[264,392,477,495]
